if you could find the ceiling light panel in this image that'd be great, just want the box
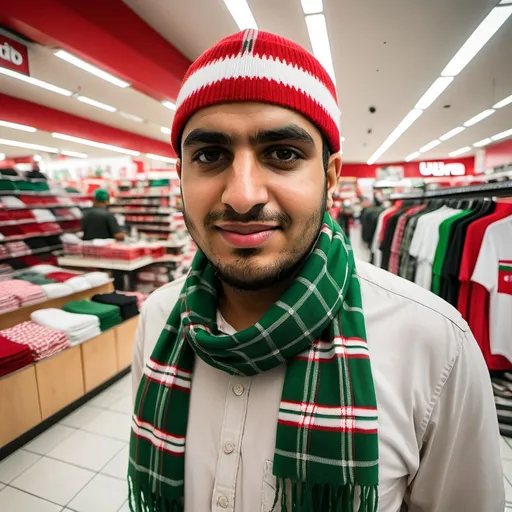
[473,138,492,147]
[223,0,258,30]
[419,139,441,153]
[493,94,512,109]
[0,67,73,96]
[54,50,131,88]
[441,5,512,77]
[439,126,465,141]
[0,120,37,133]
[305,14,336,83]
[61,150,88,158]
[76,96,117,112]
[463,109,495,127]
[491,128,512,141]
[146,153,177,164]
[161,127,171,135]
[0,154,5,161]
[367,109,423,165]
[51,133,140,156]
[119,112,144,123]
[449,146,471,157]
[405,151,421,162]
[415,77,454,110]
[301,0,323,14]
[162,101,176,111]
[0,138,58,153]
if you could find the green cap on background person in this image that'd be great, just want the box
[93,189,110,203]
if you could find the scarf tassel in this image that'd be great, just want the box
[272,479,378,512]
[128,480,183,512]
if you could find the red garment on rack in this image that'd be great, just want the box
[458,202,512,370]
[378,201,403,245]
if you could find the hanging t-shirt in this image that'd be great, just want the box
[472,216,512,362]
[371,207,394,268]
[410,207,460,290]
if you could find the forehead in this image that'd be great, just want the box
[181,102,323,143]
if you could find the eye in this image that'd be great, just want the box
[268,148,301,163]
[193,149,226,164]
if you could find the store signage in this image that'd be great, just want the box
[419,161,466,177]
[0,35,30,76]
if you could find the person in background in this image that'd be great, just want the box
[81,189,125,241]
[129,31,503,511]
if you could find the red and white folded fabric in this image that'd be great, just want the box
[30,264,63,275]
[0,280,46,306]
[0,335,33,377]
[46,271,82,283]
[0,289,19,313]
[0,321,70,361]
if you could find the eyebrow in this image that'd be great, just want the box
[182,124,315,150]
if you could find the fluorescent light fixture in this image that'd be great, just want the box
[76,96,117,112]
[415,77,454,110]
[54,50,130,88]
[0,67,73,96]
[0,120,37,133]
[464,109,495,127]
[493,94,512,109]
[33,155,42,162]
[441,5,512,77]
[449,146,471,157]
[146,153,177,164]
[301,0,323,14]
[367,109,423,165]
[491,128,512,141]
[60,150,88,158]
[0,153,5,161]
[340,137,345,142]
[223,0,258,29]
[161,127,171,135]
[0,138,58,153]
[405,151,421,162]
[119,112,144,123]
[473,138,492,147]
[162,101,176,111]
[419,139,441,153]
[439,126,465,141]
[51,133,140,156]
[305,14,336,83]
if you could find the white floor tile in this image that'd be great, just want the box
[0,486,62,512]
[88,389,125,409]
[100,445,129,480]
[107,378,131,397]
[60,405,103,429]
[68,473,128,512]
[10,456,94,506]
[0,483,4,492]
[23,425,75,455]
[502,437,512,461]
[0,449,41,484]
[117,501,130,512]
[83,409,131,442]
[48,429,126,471]
[108,395,133,415]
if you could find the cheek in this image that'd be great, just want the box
[182,179,219,219]
[273,175,324,219]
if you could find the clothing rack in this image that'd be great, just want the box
[390,180,512,201]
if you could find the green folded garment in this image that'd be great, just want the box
[62,300,123,331]
[0,180,19,192]
[14,272,56,285]
[31,181,51,193]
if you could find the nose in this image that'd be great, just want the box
[221,149,269,214]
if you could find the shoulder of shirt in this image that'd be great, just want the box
[356,259,468,334]
[141,275,186,313]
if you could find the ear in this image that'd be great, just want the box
[326,152,342,209]
[176,159,182,179]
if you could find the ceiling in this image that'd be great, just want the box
[0,0,511,164]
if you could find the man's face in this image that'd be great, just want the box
[178,102,341,291]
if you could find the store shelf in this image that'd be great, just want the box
[0,245,63,262]
[58,255,158,271]
[109,208,173,215]
[0,231,63,242]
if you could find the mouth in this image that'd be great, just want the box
[215,223,280,248]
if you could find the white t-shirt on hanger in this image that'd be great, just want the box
[472,215,512,361]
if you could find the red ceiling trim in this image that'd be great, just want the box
[0,0,191,102]
[0,93,176,157]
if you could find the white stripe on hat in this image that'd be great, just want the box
[176,53,341,129]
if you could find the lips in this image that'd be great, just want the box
[216,224,279,248]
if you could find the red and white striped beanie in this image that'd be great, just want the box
[171,30,341,154]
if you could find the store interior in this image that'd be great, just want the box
[0,1,511,511]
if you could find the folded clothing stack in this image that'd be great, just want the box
[0,335,33,377]
[0,196,25,208]
[117,291,147,310]
[64,276,92,292]
[14,271,56,286]
[32,209,56,222]
[0,290,19,313]
[31,308,101,346]
[30,264,63,275]
[0,321,70,361]
[62,300,122,331]
[46,271,82,283]
[92,292,139,320]
[0,264,15,282]
[40,282,75,299]
[83,272,111,287]
[0,280,46,306]
[6,241,31,257]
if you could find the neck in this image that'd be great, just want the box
[218,279,292,331]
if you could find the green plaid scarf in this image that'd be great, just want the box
[128,213,379,511]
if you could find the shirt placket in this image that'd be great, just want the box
[211,375,252,512]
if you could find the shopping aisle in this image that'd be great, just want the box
[0,374,132,512]
[0,376,512,511]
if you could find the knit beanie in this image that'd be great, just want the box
[171,29,341,154]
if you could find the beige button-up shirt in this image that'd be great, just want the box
[132,261,504,512]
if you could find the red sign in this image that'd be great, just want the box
[0,35,30,76]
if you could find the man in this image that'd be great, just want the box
[129,31,503,512]
[81,189,125,241]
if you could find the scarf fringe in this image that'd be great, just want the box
[273,479,378,512]
[128,479,183,512]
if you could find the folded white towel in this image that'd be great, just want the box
[31,308,100,332]
[83,272,111,286]
[30,264,64,275]
[40,283,74,299]
[66,276,92,292]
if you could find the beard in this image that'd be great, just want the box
[183,187,327,292]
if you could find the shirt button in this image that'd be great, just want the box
[224,441,235,454]
[233,383,244,396]
[218,494,229,508]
